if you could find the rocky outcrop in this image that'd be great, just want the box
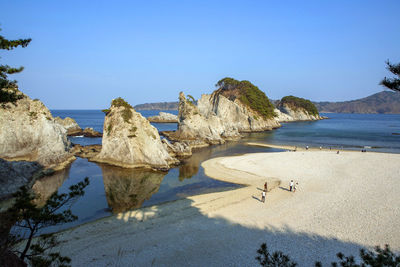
[68,127,102,137]
[92,98,178,170]
[100,164,165,213]
[72,144,101,159]
[148,112,178,123]
[0,88,75,169]
[161,139,192,158]
[275,96,322,122]
[173,91,280,145]
[54,116,82,135]
[275,104,322,122]
[0,158,42,200]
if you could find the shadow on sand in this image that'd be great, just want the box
[58,195,369,267]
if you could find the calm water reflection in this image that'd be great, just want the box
[101,165,166,213]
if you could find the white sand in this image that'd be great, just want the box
[54,150,400,266]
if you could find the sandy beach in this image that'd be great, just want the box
[53,149,400,266]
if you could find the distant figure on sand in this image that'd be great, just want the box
[337,150,340,154]
[264,182,268,192]
[306,145,309,150]
[261,190,266,203]
[293,182,298,192]
[289,180,294,191]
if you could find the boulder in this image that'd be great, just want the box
[72,144,101,159]
[148,112,178,123]
[0,88,75,169]
[161,139,192,158]
[54,116,82,135]
[92,98,178,169]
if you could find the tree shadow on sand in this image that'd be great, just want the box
[57,195,371,266]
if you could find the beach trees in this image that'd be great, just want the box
[1,178,89,267]
[0,28,31,103]
[381,60,400,92]
[256,243,400,266]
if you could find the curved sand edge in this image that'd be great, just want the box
[53,150,400,266]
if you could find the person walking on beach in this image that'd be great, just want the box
[289,180,294,191]
[293,182,298,192]
[261,190,266,203]
[264,182,268,192]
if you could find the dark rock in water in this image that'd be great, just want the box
[69,127,102,137]
[0,159,43,200]
[72,144,102,159]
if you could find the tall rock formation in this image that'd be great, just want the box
[0,88,75,169]
[92,97,177,169]
[174,78,281,145]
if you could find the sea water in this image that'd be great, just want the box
[27,111,400,232]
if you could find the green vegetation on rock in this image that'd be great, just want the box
[216,77,276,119]
[280,95,319,116]
[111,97,133,123]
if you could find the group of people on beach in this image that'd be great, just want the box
[261,180,298,203]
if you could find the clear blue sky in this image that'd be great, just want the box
[1,0,399,109]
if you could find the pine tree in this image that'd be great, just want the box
[1,178,89,267]
[0,28,31,103]
[381,60,400,92]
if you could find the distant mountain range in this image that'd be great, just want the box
[134,91,400,114]
[313,91,400,114]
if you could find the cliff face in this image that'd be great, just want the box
[275,104,322,122]
[175,90,280,144]
[0,88,75,169]
[93,98,177,169]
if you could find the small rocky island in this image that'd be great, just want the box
[92,97,178,170]
[161,78,322,148]
[147,112,178,123]
[55,117,102,137]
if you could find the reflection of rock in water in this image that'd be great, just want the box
[32,166,71,206]
[100,164,166,213]
[179,147,212,181]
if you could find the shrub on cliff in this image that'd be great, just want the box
[280,95,319,116]
[216,77,276,119]
[111,97,133,123]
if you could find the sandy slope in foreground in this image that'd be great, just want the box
[54,151,400,266]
